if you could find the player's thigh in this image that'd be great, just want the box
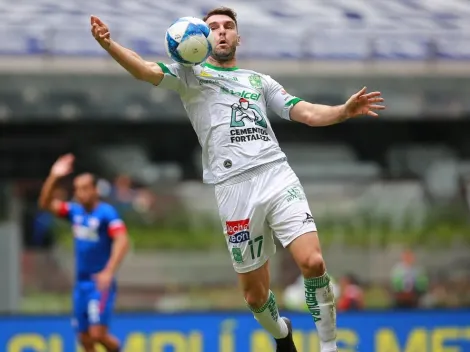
[72,286,89,334]
[215,181,275,274]
[268,181,317,248]
[267,175,326,275]
[87,283,117,328]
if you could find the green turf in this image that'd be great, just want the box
[20,285,393,313]
[55,204,470,250]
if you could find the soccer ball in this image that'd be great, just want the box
[164,17,215,66]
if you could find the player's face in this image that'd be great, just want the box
[206,15,239,62]
[73,175,98,207]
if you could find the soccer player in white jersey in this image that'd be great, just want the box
[91,7,385,352]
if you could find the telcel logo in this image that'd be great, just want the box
[221,87,261,101]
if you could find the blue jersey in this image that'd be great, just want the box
[58,201,126,281]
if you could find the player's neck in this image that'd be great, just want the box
[205,56,238,70]
[83,200,100,212]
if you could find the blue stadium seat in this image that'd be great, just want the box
[0,0,469,59]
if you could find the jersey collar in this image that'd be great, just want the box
[202,62,239,71]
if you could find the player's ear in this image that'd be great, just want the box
[237,35,241,46]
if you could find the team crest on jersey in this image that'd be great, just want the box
[248,74,263,89]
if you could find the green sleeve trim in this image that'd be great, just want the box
[157,62,177,78]
[286,97,303,107]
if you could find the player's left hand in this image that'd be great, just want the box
[94,269,113,292]
[343,87,385,118]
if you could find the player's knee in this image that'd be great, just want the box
[89,328,106,342]
[299,252,325,277]
[244,286,270,310]
[78,333,95,348]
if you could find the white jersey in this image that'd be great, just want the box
[156,61,303,184]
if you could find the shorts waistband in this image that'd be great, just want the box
[216,158,286,187]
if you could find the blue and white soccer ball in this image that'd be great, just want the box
[165,17,215,66]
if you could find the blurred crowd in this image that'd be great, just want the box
[283,248,470,311]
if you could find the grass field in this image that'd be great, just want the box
[21,284,392,314]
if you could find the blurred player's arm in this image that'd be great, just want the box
[38,154,74,216]
[90,16,164,85]
[104,215,130,275]
[94,213,130,291]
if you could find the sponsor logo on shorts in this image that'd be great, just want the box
[226,218,250,244]
[303,213,315,225]
[232,248,244,263]
[285,186,306,203]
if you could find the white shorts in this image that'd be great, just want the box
[215,160,317,274]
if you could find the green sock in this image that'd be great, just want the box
[304,272,337,352]
[247,290,289,339]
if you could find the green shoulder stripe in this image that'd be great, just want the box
[157,62,177,78]
[285,97,303,107]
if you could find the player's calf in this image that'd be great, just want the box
[239,262,290,340]
[78,333,96,352]
[89,326,121,352]
[289,232,338,352]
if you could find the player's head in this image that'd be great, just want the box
[401,248,415,266]
[73,173,99,207]
[203,7,240,63]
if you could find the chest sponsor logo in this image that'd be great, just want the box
[221,86,261,101]
[73,225,99,242]
[229,98,270,143]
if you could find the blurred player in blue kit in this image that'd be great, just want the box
[39,154,130,352]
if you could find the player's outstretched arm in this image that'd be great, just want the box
[290,87,385,126]
[90,15,164,85]
[38,154,74,215]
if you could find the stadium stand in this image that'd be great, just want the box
[0,0,469,59]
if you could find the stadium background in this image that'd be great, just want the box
[1,0,470,351]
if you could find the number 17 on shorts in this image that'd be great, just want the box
[226,218,265,271]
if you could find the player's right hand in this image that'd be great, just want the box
[50,154,74,178]
[91,15,111,49]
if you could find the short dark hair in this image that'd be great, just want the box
[75,172,98,187]
[203,6,238,28]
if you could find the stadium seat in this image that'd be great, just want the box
[0,92,26,118]
[93,144,182,185]
[386,144,458,178]
[1,0,469,59]
[281,143,357,164]
[424,159,460,201]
